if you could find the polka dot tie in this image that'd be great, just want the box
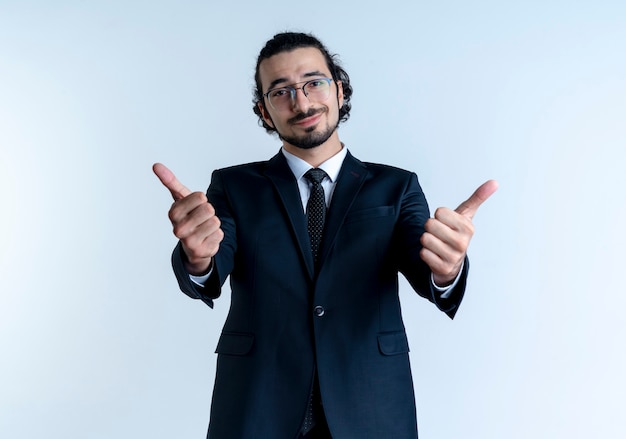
[304,168,328,265]
[302,168,327,435]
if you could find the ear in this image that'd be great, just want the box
[336,80,344,109]
[257,102,275,128]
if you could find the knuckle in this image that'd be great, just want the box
[168,203,181,223]
[190,191,207,202]
[424,218,435,231]
[206,201,216,215]
[199,202,214,217]
[196,204,209,217]
[209,238,222,252]
[215,228,224,241]
[172,223,187,239]
[434,207,449,220]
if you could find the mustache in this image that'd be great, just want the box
[288,108,324,124]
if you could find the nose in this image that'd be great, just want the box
[291,86,311,112]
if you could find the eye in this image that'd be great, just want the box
[307,79,326,89]
[269,88,290,98]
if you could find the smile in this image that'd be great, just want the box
[292,112,323,128]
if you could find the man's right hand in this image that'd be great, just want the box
[153,163,224,276]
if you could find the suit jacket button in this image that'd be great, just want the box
[313,306,325,317]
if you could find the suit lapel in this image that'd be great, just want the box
[263,151,316,279]
[318,152,369,268]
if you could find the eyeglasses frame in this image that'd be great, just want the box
[263,77,334,110]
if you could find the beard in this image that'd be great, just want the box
[276,108,339,150]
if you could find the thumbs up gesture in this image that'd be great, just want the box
[153,163,224,275]
[420,180,498,286]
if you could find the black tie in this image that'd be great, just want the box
[301,168,328,436]
[304,168,328,264]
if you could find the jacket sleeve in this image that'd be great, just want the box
[395,172,468,319]
[170,169,237,308]
[427,257,468,319]
[171,242,221,308]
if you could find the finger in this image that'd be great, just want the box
[180,219,224,263]
[420,246,443,271]
[180,221,221,254]
[168,192,210,225]
[197,222,224,255]
[172,201,217,240]
[430,208,474,234]
[420,246,458,279]
[455,179,499,219]
[424,215,472,251]
[153,162,192,201]
[421,230,460,263]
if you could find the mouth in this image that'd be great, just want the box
[290,109,324,128]
[294,114,322,128]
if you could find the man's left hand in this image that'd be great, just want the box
[420,180,498,286]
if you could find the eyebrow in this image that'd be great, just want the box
[266,71,328,91]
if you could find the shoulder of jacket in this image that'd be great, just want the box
[214,160,269,176]
[361,161,415,178]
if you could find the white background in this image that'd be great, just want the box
[1,1,625,438]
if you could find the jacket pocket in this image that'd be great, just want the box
[377,331,410,356]
[344,206,395,224]
[215,332,254,356]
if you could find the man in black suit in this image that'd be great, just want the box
[154,32,497,439]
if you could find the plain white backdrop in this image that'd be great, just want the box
[1,1,625,437]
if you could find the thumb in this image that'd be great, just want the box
[152,163,192,201]
[455,179,499,219]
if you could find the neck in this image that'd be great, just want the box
[282,132,343,168]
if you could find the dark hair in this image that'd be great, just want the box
[252,32,353,133]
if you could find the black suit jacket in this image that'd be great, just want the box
[172,151,468,439]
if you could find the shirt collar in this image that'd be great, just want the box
[281,145,348,183]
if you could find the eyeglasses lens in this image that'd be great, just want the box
[268,79,331,110]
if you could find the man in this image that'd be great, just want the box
[154,32,497,439]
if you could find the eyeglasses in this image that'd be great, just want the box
[263,78,334,111]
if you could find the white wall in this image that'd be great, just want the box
[1,1,625,437]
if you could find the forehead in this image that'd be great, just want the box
[258,47,330,90]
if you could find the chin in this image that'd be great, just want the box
[279,122,339,150]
